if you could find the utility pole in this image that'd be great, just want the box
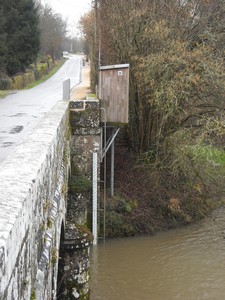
[91,0,99,92]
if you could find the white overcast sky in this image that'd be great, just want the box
[42,0,92,36]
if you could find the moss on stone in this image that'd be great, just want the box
[76,223,94,243]
[79,289,90,300]
[47,218,52,229]
[69,166,92,194]
[69,175,91,194]
[103,195,138,238]
[51,247,58,264]
[30,290,36,300]
[85,211,92,231]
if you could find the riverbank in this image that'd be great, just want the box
[104,141,224,238]
[68,62,225,239]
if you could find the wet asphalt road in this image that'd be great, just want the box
[0,55,81,164]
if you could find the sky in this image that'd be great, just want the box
[42,0,92,36]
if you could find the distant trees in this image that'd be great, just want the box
[0,0,85,80]
[79,10,97,89]
[61,36,84,54]
[38,2,67,60]
[37,2,85,60]
[0,0,40,76]
[0,0,81,78]
[0,8,7,74]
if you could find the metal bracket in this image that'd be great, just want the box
[100,127,120,161]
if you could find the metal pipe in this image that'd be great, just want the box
[92,153,98,245]
[100,107,106,243]
[101,128,120,160]
[111,139,114,197]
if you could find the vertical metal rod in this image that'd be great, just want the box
[100,128,103,162]
[103,121,106,243]
[92,153,98,245]
[111,139,115,197]
[100,107,107,243]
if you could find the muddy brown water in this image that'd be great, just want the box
[90,208,225,300]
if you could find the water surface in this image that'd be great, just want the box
[90,208,225,300]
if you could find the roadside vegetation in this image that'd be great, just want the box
[0,91,9,99]
[81,0,225,237]
[24,58,67,89]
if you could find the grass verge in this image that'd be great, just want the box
[0,91,8,99]
[25,58,67,89]
[0,58,67,98]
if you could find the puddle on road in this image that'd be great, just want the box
[9,126,24,134]
[9,113,26,117]
[2,142,13,148]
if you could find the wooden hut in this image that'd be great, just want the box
[99,64,129,125]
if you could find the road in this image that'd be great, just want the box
[0,55,81,164]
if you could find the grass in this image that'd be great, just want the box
[0,91,8,98]
[187,144,225,166]
[87,93,97,98]
[0,90,17,99]
[25,58,67,89]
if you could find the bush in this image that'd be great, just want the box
[48,58,53,69]
[111,142,225,237]
[23,72,35,86]
[34,63,47,81]
[11,75,24,89]
[33,68,41,80]
[0,75,12,90]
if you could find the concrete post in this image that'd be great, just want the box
[63,79,70,100]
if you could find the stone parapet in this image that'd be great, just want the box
[70,100,100,136]
[0,101,70,300]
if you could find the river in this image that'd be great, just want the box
[90,208,225,300]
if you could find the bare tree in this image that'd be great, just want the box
[38,2,67,60]
[61,36,84,54]
[80,0,225,201]
[79,9,98,90]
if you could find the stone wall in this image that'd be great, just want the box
[0,97,100,300]
[56,99,100,300]
[0,101,70,300]
[69,99,101,226]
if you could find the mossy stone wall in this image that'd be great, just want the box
[58,99,100,300]
[69,100,101,226]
